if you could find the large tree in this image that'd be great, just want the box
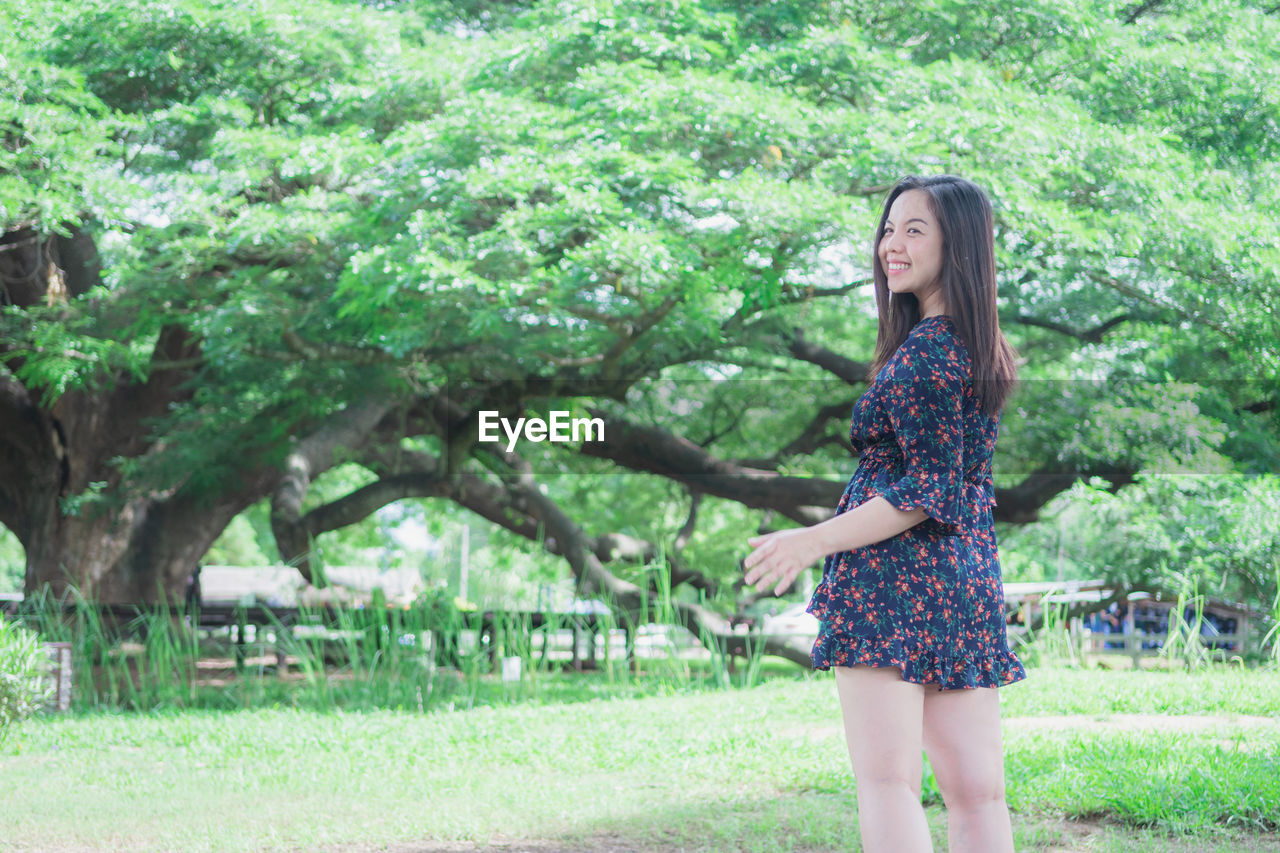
[2,0,1277,651]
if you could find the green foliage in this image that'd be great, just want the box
[46,0,398,120]
[997,379,1253,489]
[9,0,1278,405]
[1000,471,1280,609]
[2,0,1278,611]
[0,32,117,225]
[0,615,53,746]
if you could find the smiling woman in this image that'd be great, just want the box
[745,175,1023,853]
[880,190,946,319]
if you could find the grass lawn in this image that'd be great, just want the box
[2,665,1279,852]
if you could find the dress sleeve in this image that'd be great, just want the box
[877,331,965,533]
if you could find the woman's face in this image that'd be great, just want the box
[878,189,946,315]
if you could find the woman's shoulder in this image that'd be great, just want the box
[888,316,971,380]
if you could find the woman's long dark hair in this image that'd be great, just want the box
[869,175,1017,417]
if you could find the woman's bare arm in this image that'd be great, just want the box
[744,497,928,596]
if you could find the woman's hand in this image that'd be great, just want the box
[744,527,824,596]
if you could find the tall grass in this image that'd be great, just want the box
[20,585,202,710]
[1159,580,1216,670]
[1011,580,1271,674]
[1011,589,1081,669]
[11,556,779,713]
[1263,558,1280,667]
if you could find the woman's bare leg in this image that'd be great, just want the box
[922,685,1014,853]
[834,665,933,853]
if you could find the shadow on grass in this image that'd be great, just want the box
[319,793,1280,853]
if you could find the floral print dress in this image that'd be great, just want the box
[806,315,1027,690]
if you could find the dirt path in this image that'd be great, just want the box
[1004,712,1280,736]
[785,711,1280,745]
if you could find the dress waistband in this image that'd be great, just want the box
[858,440,994,489]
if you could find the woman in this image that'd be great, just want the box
[744,175,1026,853]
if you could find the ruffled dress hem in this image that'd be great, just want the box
[810,629,1027,691]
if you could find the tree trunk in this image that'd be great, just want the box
[1,368,256,603]
[0,308,271,604]
[23,490,247,604]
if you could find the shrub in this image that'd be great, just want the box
[0,615,54,747]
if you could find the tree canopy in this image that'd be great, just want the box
[2,0,1277,652]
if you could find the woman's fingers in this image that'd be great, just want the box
[744,531,808,594]
[744,556,770,585]
[743,536,775,573]
[775,561,799,595]
[745,553,794,594]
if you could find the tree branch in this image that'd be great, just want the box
[784,327,873,385]
[673,492,701,553]
[1121,0,1166,24]
[305,471,447,535]
[601,293,681,378]
[1025,584,1144,632]
[1087,272,1236,340]
[737,397,857,468]
[1010,312,1134,343]
[333,438,808,663]
[993,462,1137,524]
[579,411,838,525]
[270,399,395,583]
[722,281,872,338]
[846,182,893,197]
[483,450,812,665]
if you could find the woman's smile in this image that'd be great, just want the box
[879,188,945,315]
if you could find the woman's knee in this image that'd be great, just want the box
[936,774,1006,812]
[857,771,924,801]
[922,685,1007,811]
[846,730,925,795]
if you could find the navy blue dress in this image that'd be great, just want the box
[806,315,1027,690]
